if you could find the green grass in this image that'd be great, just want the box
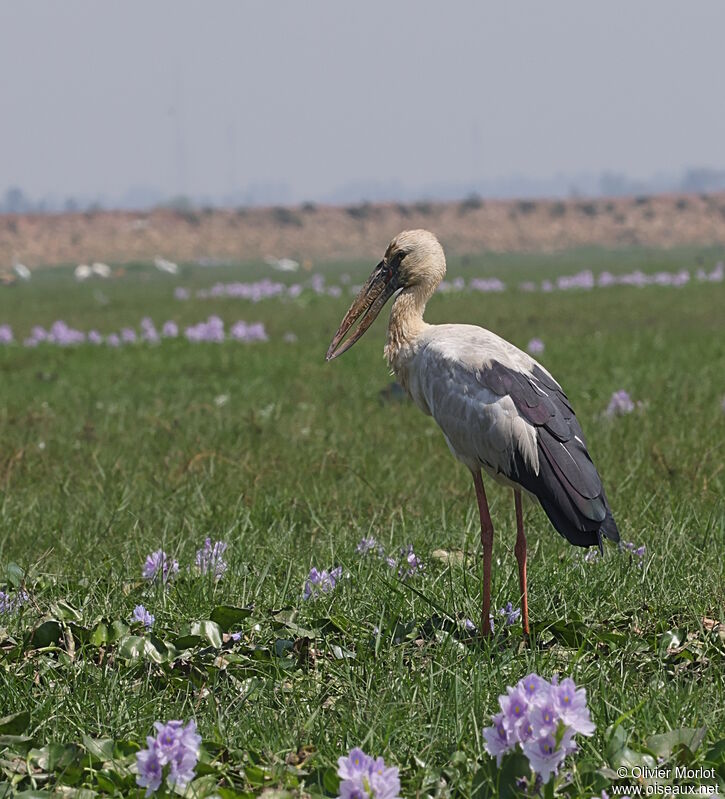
[0,246,724,797]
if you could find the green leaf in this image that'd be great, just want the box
[209,605,252,631]
[108,620,129,642]
[0,710,30,735]
[50,600,82,621]
[5,562,25,588]
[497,752,531,799]
[81,735,115,761]
[174,634,203,650]
[90,623,109,646]
[646,727,707,759]
[190,620,223,648]
[31,620,62,648]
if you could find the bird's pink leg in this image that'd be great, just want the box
[472,469,494,638]
[514,489,530,636]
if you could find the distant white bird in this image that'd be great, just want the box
[91,262,111,278]
[326,230,619,637]
[13,262,31,281]
[264,255,299,272]
[154,256,179,275]
[74,264,92,281]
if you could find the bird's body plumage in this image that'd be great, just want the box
[388,322,619,548]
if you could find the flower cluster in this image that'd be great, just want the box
[195,538,228,579]
[0,589,28,615]
[142,550,179,583]
[336,747,401,799]
[135,719,201,796]
[499,601,522,626]
[303,566,343,600]
[606,389,635,417]
[526,337,545,355]
[395,544,424,579]
[620,541,646,563]
[132,605,155,628]
[483,673,594,784]
[0,318,269,348]
[355,538,423,580]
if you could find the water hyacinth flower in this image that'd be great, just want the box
[0,324,14,344]
[483,672,594,784]
[161,320,179,338]
[356,536,383,556]
[135,719,201,796]
[397,544,423,579]
[526,337,545,355]
[337,747,401,799]
[195,538,228,579]
[498,601,521,626]
[606,389,635,417]
[0,589,29,615]
[303,566,342,600]
[132,604,155,628]
[620,541,645,564]
[142,549,179,583]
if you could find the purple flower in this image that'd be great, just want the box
[551,678,595,736]
[0,324,14,344]
[136,746,163,796]
[0,589,28,615]
[121,327,137,344]
[620,541,645,564]
[606,389,635,417]
[521,731,572,785]
[498,601,521,626]
[336,748,400,799]
[397,544,423,579]
[526,338,545,355]
[482,712,510,766]
[303,566,342,600]
[161,320,178,338]
[106,333,121,347]
[132,605,155,628]
[195,538,228,579]
[136,719,201,796]
[356,536,383,556]
[483,672,595,784]
[174,287,190,300]
[87,330,103,345]
[142,549,179,583]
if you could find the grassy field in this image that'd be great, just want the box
[0,246,724,797]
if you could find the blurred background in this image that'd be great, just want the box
[2,0,725,268]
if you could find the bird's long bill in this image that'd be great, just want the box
[325,260,398,361]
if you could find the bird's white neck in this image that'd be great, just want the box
[384,283,433,371]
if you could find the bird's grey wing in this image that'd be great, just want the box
[478,360,619,547]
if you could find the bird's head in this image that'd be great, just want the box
[326,229,446,361]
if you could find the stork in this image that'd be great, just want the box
[326,230,619,637]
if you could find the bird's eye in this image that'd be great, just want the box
[394,250,406,267]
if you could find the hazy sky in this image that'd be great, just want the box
[1,1,724,204]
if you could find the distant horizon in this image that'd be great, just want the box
[2,1,724,212]
[3,164,725,215]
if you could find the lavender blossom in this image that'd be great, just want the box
[303,566,342,600]
[336,747,400,799]
[161,320,179,338]
[195,538,228,579]
[0,324,14,344]
[132,604,155,628]
[142,549,179,583]
[397,544,423,579]
[620,541,646,565]
[483,672,594,784]
[606,390,635,417]
[526,338,545,355]
[135,719,201,796]
[498,601,521,626]
[356,536,383,556]
[0,589,28,615]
